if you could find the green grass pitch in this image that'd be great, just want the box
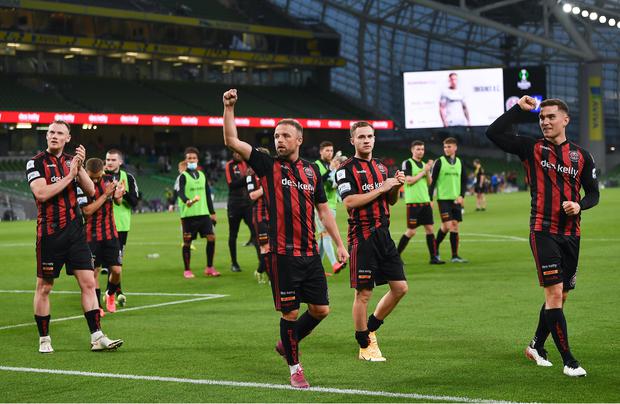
[0,189,618,402]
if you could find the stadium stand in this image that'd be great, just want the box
[1,74,378,119]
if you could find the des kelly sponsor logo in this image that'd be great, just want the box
[120,115,140,124]
[152,116,170,125]
[181,116,198,125]
[18,113,40,122]
[88,114,109,124]
[54,113,75,123]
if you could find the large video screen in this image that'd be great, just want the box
[503,66,547,123]
[403,68,505,129]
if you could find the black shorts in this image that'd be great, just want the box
[474,185,485,194]
[181,215,214,240]
[529,231,580,290]
[406,203,434,228]
[265,253,329,312]
[438,200,462,222]
[349,226,406,290]
[89,238,122,268]
[36,219,94,278]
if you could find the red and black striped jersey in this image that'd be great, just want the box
[247,174,268,223]
[26,151,81,237]
[225,159,250,207]
[336,157,391,245]
[79,174,118,242]
[247,148,327,256]
[487,105,600,236]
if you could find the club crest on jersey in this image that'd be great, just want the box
[304,166,314,178]
[378,164,387,175]
[66,160,72,167]
[568,151,580,162]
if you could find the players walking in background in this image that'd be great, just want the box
[225,152,255,272]
[246,147,270,284]
[27,121,122,352]
[223,89,348,388]
[105,149,139,307]
[397,141,444,264]
[336,121,408,362]
[79,158,125,315]
[473,159,487,211]
[175,147,219,278]
[314,141,346,275]
[428,137,468,263]
[486,96,599,377]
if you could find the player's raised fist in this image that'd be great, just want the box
[223,89,238,107]
[517,96,537,112]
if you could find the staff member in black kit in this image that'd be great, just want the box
[225,152,256,272]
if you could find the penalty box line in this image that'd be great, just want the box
[0,294,226,332]
[0,366,519,404]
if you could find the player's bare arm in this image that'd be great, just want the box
[222,89,252,160]
[29,156,81,203]
[113,180,124,204]
[343,177,401,209]
[249,188,264,201]
[316,202,349,263]
[439,100,448,127]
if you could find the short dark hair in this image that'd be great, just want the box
[449,72,457,78]
[51,120,71,133]
[473,159,481,165]
[350,121,374,137]
[319,141,333,150]
[106,149,124,159]
[184,146,200,157]
[85,157,104,173]
[276,119,303,135]
[540,98,569,115]
[443,137,457,145]
[411,140,424,148]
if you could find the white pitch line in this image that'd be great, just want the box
[460,233,528,241]
[0,295,226,331]
[0,366,518,403]
[0,290,220,297]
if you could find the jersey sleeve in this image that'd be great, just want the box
[26,158,44,184]
[246,175,257,192]
[247,148,273,178]
[76,186,89,207]
[313,165,327,205]
[485,105,536,160]
[336,165,358,200]
[401,160,412,176]
[579,152,600,211]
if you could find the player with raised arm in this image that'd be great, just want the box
[486,96,599,377]
[336,121,408,362]
[222,89,348,388]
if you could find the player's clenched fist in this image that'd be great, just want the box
[223,89,238,107]
[517,95,538,112]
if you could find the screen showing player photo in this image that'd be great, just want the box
[403,68,505,129]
